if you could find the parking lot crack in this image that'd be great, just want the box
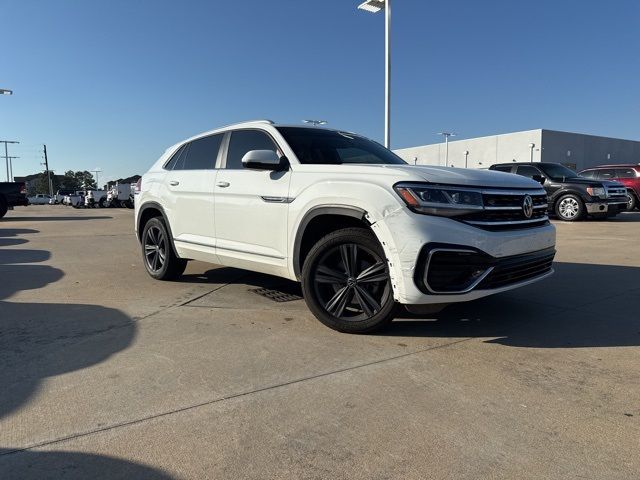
[0,337,472,457]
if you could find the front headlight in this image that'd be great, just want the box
[586,187,606,199]
[394,183,484,217]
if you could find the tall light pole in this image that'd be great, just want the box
[7,156,19,181]
[1,140,19,181]
[529,143,535,163]
[91,169,102,189]
[436,132,456,166]
[358,0,391,148]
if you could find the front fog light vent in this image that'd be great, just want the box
[423,249,494,294]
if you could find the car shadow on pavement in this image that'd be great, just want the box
[0,228,172,479]
[391,261,640,348]
[2,216,113,222]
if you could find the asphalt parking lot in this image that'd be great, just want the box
[1,206,639,479]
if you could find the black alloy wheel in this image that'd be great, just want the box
[141,217,187,280]
[302,228,396,333]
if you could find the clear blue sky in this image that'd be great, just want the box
[1,0,638,184]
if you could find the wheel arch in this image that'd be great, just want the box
[292,205,372,280]
[137,202,181,257]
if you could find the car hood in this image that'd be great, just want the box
[562,177,625,188]
[381,165,543,189]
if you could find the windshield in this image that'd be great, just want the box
[276,127,407,165]
[537,163,578,181]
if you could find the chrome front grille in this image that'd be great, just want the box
[460,189,549,230]
[606,185,627,199]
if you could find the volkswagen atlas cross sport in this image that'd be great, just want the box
[135,120,556,333]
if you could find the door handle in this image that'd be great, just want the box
[216,181,230,188]
[169,181,180,186]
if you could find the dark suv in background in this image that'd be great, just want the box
[578,164,640,211]
[489,162,628,221]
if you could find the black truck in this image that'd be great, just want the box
[0,182,29,218]
[489,162,628,221]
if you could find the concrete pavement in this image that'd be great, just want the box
[1,206,639,479]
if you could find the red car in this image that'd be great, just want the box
[579,164,640,211]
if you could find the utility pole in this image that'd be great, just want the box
[91,169,102,190]
[1,140,19,181]
[43,144,53,196]
[7,156,19,181]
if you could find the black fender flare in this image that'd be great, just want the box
[137,202,181,258]
[292,205,367,279]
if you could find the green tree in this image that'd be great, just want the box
[75,171,96,189]
[34,172,60,195]
[63,170,80,190]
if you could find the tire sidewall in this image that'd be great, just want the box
[142,218,171,279]
[555,194,584,221]
[301,228,396,333]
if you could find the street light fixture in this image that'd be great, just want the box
[463,150,470,168]
[358,0,391,149]
[436,132,456,166]
[529,143,535,163]
[0,88,13,95]
[303,119,328,126]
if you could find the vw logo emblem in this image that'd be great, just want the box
[522,195,534,219]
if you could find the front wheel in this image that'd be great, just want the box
[555,194,584,221]
[627,191,637,211]
[301,227,396,333]
[141,217,187,280]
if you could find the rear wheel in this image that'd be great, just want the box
[0,197,7,218]
[627,191,637,211]
[141,217,187,280]
[301,227,396,333]
[555,194,584,221]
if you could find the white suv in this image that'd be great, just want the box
[135,120,556,333]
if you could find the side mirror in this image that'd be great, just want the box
[532,174,546,185]
[241,150,286,171]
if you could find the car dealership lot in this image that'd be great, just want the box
[1,206,639,479]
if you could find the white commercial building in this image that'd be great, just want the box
[394,129,640,172]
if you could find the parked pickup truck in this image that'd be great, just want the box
[489,162,628,221]
[0,182,29,218]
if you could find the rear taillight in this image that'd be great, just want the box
[19,183,27,195]
[135,178,142,193]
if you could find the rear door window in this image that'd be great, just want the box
[180,134,224,170]
[596,169,617,180]
[164,144,187,170]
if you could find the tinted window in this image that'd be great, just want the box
[597,168,617,180]
[180,134,223,170]
[537,164,578,181]
[276,127,406,165]
[226,130,278,169]
[164,144,187,170]
[516,165,541,178]
[579,170,596,179]
[491,165,513,173]
[616,168,637,178]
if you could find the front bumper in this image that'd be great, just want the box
[585,199,627,214]
[374,208,556,305]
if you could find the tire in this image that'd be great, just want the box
[301,227,396,333]
[555,194,584,221]
[0,197,7,219]
[141,217,187,280]
[626,191,637,211]
[124,199,134,209]
[98,197,106,208]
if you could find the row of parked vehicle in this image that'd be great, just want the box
[28,183,137,209]
[488,162,639,221]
